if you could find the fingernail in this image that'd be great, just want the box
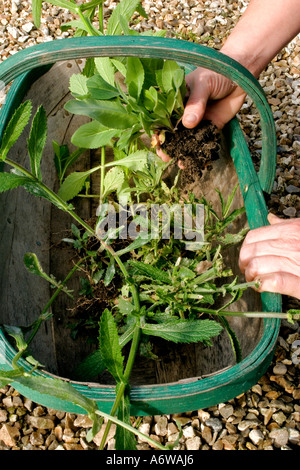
[183,113,197,125]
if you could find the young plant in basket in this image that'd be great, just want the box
[1,101,299,450]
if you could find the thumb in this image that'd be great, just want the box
[182,80,210,129]
[267,213,282,225]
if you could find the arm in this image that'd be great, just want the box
[183,0,300,129]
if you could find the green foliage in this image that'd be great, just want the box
[0,0,289,450]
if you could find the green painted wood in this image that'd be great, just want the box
[0,35,281,416]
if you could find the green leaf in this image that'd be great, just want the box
[0,100,32,161]
[160,60,183,93]
[0,172,32,193]
[94,57,115,86]
[98,309,125,383]
[87,74,120,100]
[107,0,142,35]
[103,167,125,198]
[125,57,144,100]
[53,141,84,182]
[80,0,105,12]
[3,325,27,351]
[31,0,42,27]
[115,234,152,256]
[104,258,116,286]
[12,373,98,415]
[69,73,89,99]
[46,0,78,13]
[65,99,137,130]
[141,319,223,344]
[73,325,135,380]
[0,369,25,388]
[27,105,47,180]
[115,384,137,450]
[71,121,119,149]
[127,260,171,284]
[58,169,93,201]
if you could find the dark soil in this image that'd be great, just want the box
[161,120,221,185]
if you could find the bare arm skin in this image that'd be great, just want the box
[182,0,300,129]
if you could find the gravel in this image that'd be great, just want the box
[0,0,299,451]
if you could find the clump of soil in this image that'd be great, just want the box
[161,120,221,185]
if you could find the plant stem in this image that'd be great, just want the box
[98,2,104,33]
[75,7,101,36]
[195,308,300,320]
[99,323,141,450]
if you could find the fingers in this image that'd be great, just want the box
[243,254,298,280]
[156,147,171,163]
[241,217,300,247]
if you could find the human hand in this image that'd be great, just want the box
[239,213,300,300]
[156,66,247,166]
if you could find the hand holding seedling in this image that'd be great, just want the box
[239,214,300,300]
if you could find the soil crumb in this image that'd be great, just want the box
[161,120,221,186]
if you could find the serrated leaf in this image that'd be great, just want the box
[141,319,223,344]
[0,100,32,161]
[57,169,91,201]
[127,260,171,284]
[27,105,47,180]
[87,74,120,100]
[10,373,98,415]
[98,309,124,383]
[71,121,119,149]
[0,172,32,193]
[94,57,115,86]
[69,73,89,99]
